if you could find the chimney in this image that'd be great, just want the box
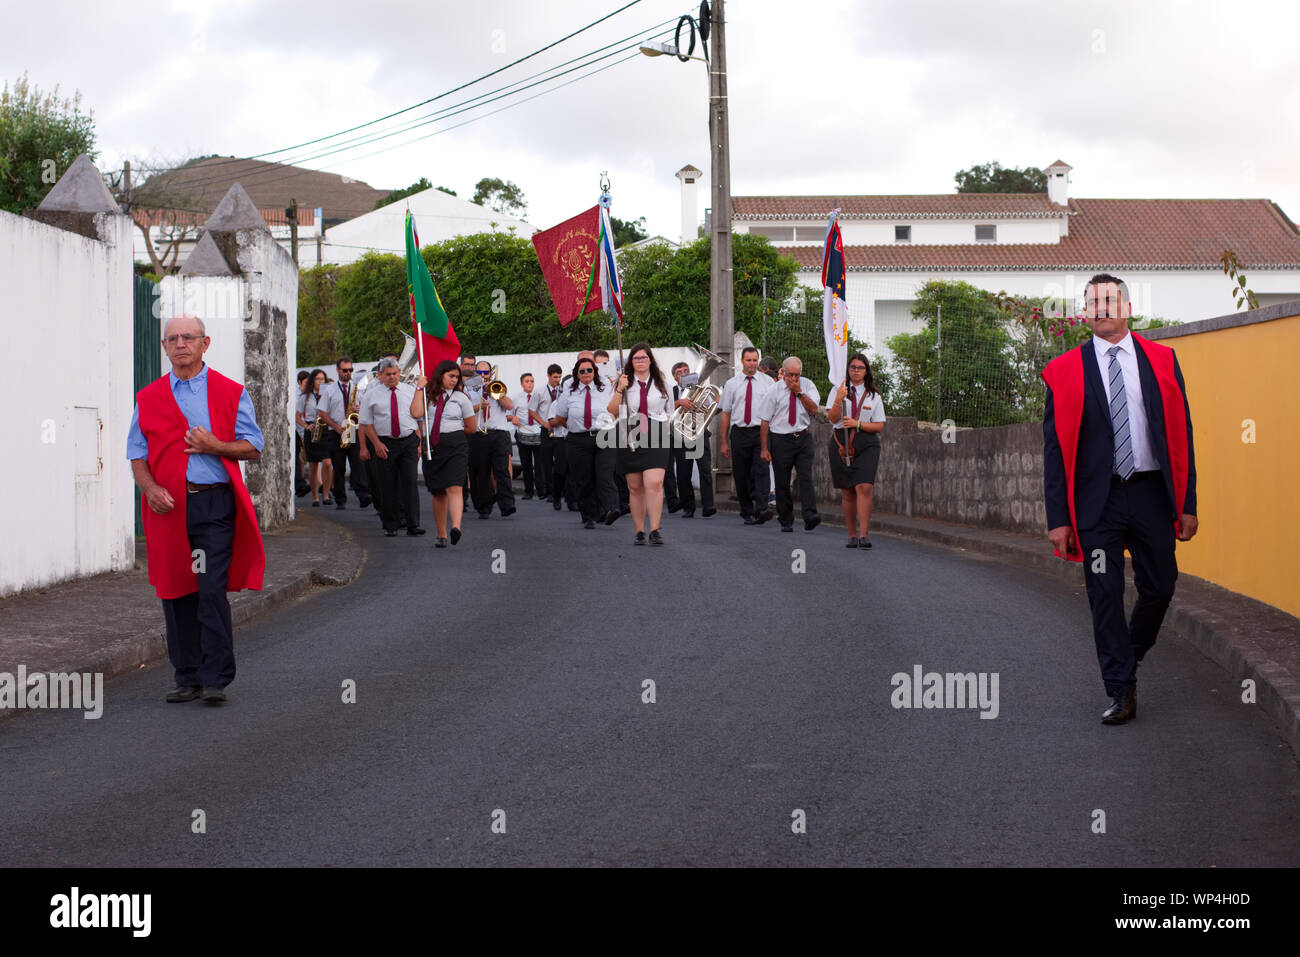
[1046,159,1072,207]
[675,164,702,246]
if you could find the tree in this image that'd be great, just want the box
[107,154,209,275]
[297,265,343,365]
[436,185,457,197]
[471,176,527,218]
[375,176,435,210]
[0,73,96,215]
[954,161,1045,193]
[610,215,648,247]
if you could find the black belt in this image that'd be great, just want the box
[732,424,760,430]
[773,429,808,438]
[1114,470,1159,484]
[186,481,228,493]
[380,432,415,442]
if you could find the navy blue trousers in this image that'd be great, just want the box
[161,485,237,690]
[1077,472,1178,695]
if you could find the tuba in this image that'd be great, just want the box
[670,343,728,443]
[395,333,423,386]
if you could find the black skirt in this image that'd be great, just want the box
[422,429,469,493]
[304,429,329,462]
[828,430,881,488]
[616,417,673,473]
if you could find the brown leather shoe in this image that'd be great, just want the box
[1101,688,1136,725]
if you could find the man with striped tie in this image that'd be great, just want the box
[1043,275,1198,726]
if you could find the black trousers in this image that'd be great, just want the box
[552,436,578,508]
[566,431,618,522]
[330,434,370,505]
[379,432,421,531]
[161,485,236,689]
[516,438,540,495]
[672,429,714,513]
[730,426,769,518]
[364,444,388,517]
[470,430,516,514]
[294,432,310,496]
[770,431,819,527]
[536,432,556,497]
[1077,473,1178,696]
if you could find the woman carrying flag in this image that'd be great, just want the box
[826,352,886,548]
[413,359,476,547]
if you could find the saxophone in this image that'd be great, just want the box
[340,379,361,448]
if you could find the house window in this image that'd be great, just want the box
[795,226,827,242]
[748,226,794,241]
[975,224,997,242]
[894,225,911,243]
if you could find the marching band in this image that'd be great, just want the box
[298,345,887,547]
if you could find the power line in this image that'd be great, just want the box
[134,0,646,178]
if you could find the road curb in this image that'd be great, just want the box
[713,499,1300,757]
[0,514,365,721]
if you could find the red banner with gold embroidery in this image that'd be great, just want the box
[531,206,602,327]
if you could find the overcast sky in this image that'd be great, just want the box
[7,0,1298,242]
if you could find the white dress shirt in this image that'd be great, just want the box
[1091,332,1158,473]
[483,394,512,432]
[532,384,564,437]
[619,374,673,421]
[512,389,540,436]
[316,381,345,426]
[836,384,887,426]
[720,372,775,428]
[428,390,476,433]
[358,381,419,438]
[763,377,822,434]
[553,382,611,432]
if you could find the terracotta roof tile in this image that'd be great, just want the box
[769,199,1300,270]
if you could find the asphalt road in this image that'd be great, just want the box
[3,499,1298,867]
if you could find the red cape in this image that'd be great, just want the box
[1041,333,1190,562]
[137,368,266,599]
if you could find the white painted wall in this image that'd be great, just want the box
[2,210,136,595]
[739,218,1062,246]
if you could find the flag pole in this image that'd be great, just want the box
[600,173,631,449]
[408,207,433,461]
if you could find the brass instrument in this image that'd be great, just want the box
[485,364,509,400]
[395,333,423,386]
[669,343,728,443]
[340,375,366,448]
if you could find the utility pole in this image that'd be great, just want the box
[287,198,299,267]
[708,0,733,486]
[761,275,768,353]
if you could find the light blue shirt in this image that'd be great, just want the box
[126,364,265,484]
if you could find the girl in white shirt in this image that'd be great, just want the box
[413,359,478,547]
[607,343,674,545]
[826,352,887,548]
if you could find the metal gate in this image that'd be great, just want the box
[132,275,161,535]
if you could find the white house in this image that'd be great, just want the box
[730,160,1300,354]
[319,185,536,265]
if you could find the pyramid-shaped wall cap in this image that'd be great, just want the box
[204,182,271,232]
[36,154,119,213]
[179,231,237,276]
[1045,159,1072,170]
[676,164,702,178]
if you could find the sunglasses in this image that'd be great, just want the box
[577,367,595,373]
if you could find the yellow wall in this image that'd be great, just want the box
[1158,312,1300,618]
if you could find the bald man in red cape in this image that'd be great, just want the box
[127,315,266,705]
[1042,275,1197,726]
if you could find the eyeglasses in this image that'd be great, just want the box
[577,367,595,374]
[162,334,203,345]
[338,367,353,373]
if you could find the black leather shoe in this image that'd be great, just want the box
[407,526,427,536]
[522,494,534,500]
[450,527,462,545]
[312,500,320,507]
[755,507,775,525]
[781,525,793,533]
[500,505,516,517]
[583,520,596,529]
[200,686,226,704]
[567,504,581,512]
[166,686,201,703]
[743,516,757,526]
[634,531,647,545]
[649,529,664,546]
[336,503,346,510]
[619,506,630,516]
[680,510,695,518]
[804,515,821,531]
[358,496,372,508]
[1101,688,1136,725]
[860,539,872,549]
[385,529,397,537]
[553,500,562,510]
[435,537,448,548]
[667,499,681,513]
[603,509,620,526]
[702,507,716,517]
[478,511,491,520]
[846,538,858,548]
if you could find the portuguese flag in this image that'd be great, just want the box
[406,211,460,369]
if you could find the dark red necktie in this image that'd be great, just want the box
[390,388,400,437]
[550,387,556,402]
[639,381,648,416]
[788,390,797,426]
[584,387,592,430]
[744,376,753,424]
[431,393,446,447]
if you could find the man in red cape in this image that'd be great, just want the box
[1042,275,1198,725]
[127,315,266,704]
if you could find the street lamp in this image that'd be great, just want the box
[642,0,733,488]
